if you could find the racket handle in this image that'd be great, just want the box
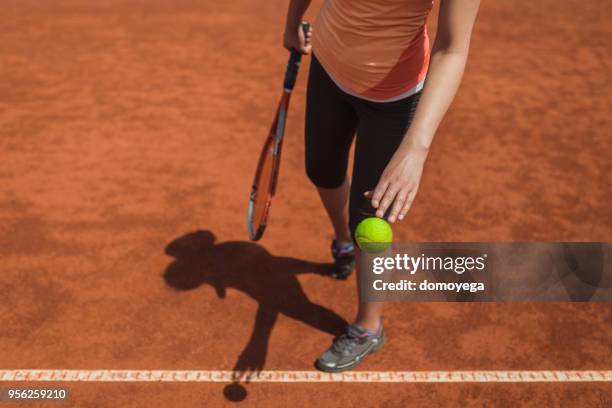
[283,21,310,91]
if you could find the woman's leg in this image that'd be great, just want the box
[349,92,423,331]
[316,181,352,245]
[315,92,422,373]
[305,56,357,245]
[354,249,385,330]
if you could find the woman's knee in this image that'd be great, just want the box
[305,157,347,189]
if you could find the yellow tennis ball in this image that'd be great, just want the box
[355,217,393,253]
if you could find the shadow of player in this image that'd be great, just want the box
[162,230,347,400]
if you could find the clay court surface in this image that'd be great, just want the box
[1,0,610,406]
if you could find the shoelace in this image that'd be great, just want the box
[332,325,370,354]
[332,333,359,354]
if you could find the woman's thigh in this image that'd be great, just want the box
[348,92,422,236]
[305,55,358,189]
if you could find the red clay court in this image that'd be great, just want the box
[0,0,610,406]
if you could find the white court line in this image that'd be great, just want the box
[0,370,611,383]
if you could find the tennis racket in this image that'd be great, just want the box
[247,22,310,241]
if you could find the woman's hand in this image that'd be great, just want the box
[365,146,429,223]
[283,23,312,54]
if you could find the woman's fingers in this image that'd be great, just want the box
[398,190,417,221]
[372,183,416,222]
[388,189,410,223]
[371,179,390,209]
[298,24,313,54]
[376,184,400,218]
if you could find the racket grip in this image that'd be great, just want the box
[283,21,310,91]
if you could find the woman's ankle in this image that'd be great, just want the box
[334,232,353,247]
[333,238,353,249]
[354,317,382,333]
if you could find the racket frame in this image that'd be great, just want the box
[247,23,309,241]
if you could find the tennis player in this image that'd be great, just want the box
[284,0,480,372]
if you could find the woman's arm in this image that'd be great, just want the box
[369,0,480,223]
[284,0,313,54]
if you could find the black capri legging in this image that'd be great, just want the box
[305,55,422,239]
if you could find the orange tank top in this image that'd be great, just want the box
[312,0,434,102]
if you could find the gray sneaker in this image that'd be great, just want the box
[315,323,386,372]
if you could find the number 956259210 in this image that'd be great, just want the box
[0,387,69,402]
